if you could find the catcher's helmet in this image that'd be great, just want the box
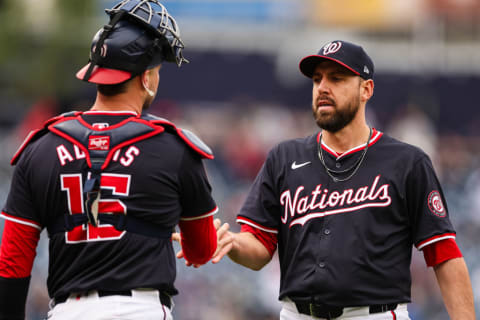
[76,0,188,85]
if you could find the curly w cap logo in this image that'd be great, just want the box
[428,190,446,217]
[91,44,107,58]
[323,42,342,55]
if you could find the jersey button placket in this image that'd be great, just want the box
[318,262,326,268]
[324,229,331,235]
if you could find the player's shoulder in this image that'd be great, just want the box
[269,133,316,153]
[142,113,213,160]
[11,111,88,165]
[377,132,430,162]
[12,111,213,165]
[11,121,69,166]
[267,133,317,162]
[273,133,317,151]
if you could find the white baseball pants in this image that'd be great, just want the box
[47,289,173,320]
[280,300,410,320]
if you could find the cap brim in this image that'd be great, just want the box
[299,55,360,78]
[76,63,132,85]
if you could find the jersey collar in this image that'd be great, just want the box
[84,110,139,116]
[316,128,383,160]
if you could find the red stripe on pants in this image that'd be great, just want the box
[391,310,397,320]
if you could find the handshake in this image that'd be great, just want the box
[172,218,234,268]
[172,218,272,271]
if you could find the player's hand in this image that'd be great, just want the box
[211,218,234,264]
[171,233,202,268]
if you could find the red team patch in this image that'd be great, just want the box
[88,135,110,150]
[428,190,446,217]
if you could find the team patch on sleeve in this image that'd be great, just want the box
[427,190,446,217]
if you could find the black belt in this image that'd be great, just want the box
[55,290,171,309]
[294,301,398,319]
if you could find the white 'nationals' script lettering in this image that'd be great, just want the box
[280,175,391,227]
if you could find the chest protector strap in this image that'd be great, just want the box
[46,113,174,239]
[13,112,214,239]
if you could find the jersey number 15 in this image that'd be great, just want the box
[61,173,131,243]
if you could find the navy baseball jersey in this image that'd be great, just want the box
[2,111,217,299]
[237,129,455,306]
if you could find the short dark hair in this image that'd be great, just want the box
[97,79,131,96]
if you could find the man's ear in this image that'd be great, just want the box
[141,70,154,97]
[361,79,374,101]
[141,70,150,88]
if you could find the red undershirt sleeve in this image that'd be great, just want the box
[240,224,278,257]
[422,238,462,267]
[0,219,40,278]
[0,219,40,319]
[178,215,217,265]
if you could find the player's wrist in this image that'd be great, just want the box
[226,231,242,258]
[227,231,237,252]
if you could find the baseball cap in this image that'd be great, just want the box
[299,40,374,80]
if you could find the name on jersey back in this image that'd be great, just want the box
[56,144,140,167]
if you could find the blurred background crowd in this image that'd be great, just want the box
[0,0,479,319]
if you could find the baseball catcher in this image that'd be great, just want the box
[0,1,217,319]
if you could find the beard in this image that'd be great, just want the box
[312,94,360,133]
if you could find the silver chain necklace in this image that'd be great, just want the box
[317,127,372,182]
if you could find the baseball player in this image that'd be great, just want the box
[0,1,218,319]
[201,41,476,319]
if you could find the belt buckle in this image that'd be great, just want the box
[309,303,343,319]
